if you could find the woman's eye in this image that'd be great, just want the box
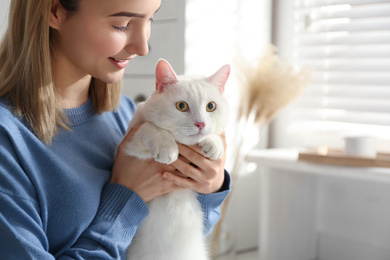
[176,101,189,112]
[206,101,217,112]
[113,24,129,32]
[149,17,155,23]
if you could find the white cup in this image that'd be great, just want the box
[344,136,377,158]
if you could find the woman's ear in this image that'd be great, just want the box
[49,0,67,30]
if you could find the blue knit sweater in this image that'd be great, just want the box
[0,96,230,259]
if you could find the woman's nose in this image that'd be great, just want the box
[125,25,150,56]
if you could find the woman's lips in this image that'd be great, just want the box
[109,57,130,69]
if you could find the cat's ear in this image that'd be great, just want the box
[155,59,178,93]
[207,64,230,93]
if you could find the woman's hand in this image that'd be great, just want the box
[110,127,183,203]
[162,134,227,194]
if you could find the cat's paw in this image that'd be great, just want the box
[149,132,179,164]
[199,135,224,160]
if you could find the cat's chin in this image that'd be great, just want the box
[175,133,205,146]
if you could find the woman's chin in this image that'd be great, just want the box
[97,70,125,84]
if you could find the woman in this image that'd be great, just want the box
[0,0,230,259]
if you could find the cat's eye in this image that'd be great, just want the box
[206,101,217,112]
[176,101,189,112]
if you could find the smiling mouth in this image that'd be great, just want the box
[109,57,132,69]
[110,57,129,62]
[110,54,137,61]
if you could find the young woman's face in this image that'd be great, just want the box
[53,0,161,84]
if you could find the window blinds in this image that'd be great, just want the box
[287,0,390,146]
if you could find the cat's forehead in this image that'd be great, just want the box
[170,78,220,98]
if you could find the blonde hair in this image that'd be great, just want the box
[0,0,121,144]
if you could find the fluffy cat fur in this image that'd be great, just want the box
[125,59,230,260]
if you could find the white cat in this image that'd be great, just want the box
[125,59,230,260]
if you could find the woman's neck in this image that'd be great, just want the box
[52,51,92,109]
[57,75,91,109]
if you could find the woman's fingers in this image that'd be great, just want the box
[162,169,196,189]
[165,143,225,194]
[111,126,186,202]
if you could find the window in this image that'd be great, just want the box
[271,0,390,152]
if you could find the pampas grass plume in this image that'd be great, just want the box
[236,45,312,125]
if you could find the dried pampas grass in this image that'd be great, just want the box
[237,45,311,125]
[211,45,312,258]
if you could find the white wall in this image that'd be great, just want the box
[0,0,10,40]
[317,176,390,260]
[268,0,296,149]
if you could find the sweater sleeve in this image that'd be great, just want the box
[197,170,231,235]
[0,129,148,259]
[57,183,149,259]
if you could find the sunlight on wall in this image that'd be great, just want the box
[185,0,238,76]
[185,0,271,75]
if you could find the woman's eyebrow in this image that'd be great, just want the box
[109,6,161,18]
[109,12,145,18]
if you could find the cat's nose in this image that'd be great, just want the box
[195,122,205,130]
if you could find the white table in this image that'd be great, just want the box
[248,148,390,260]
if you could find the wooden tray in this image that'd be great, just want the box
[298,150,390,168]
